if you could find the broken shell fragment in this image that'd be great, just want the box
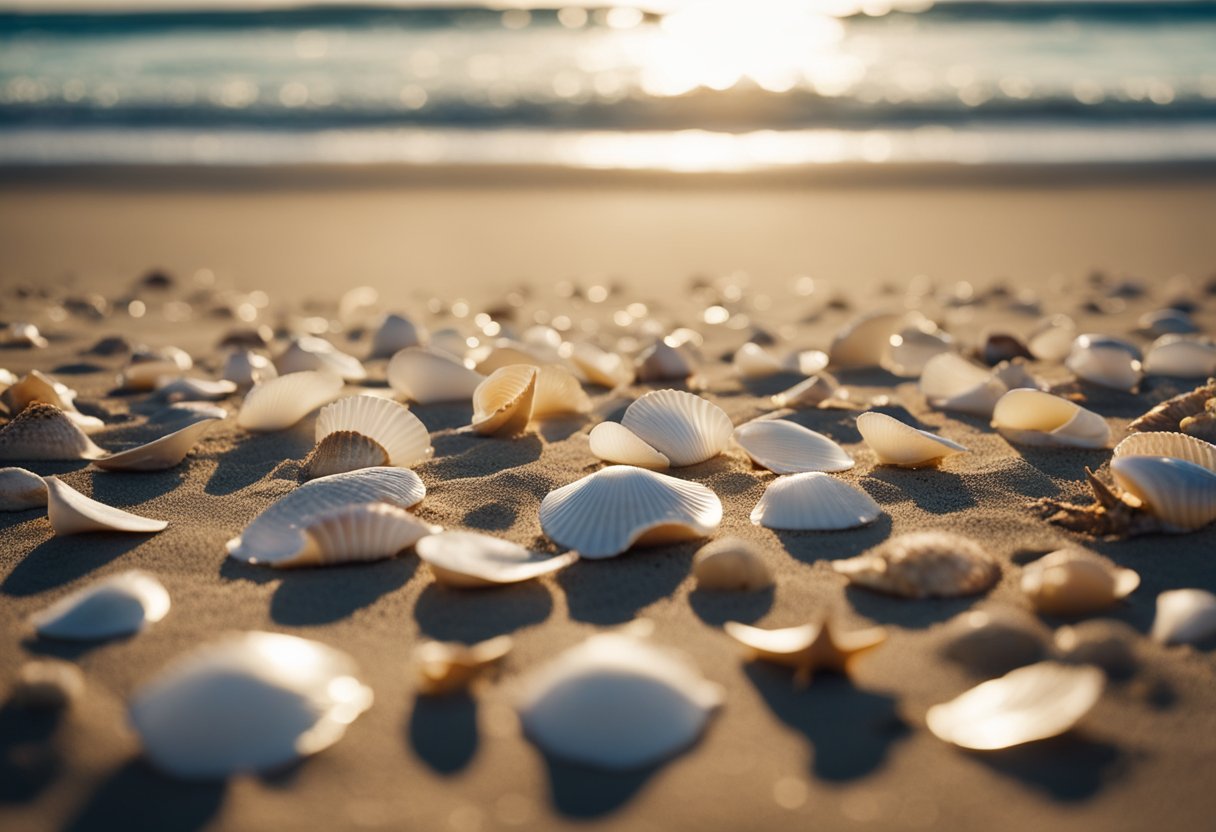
[770,373,842,409]
[237,371,344,432]
[287,502,437,567]
[939,609,1049,677]
[833,532,998,598]
[11,659,85,709]
[566,341,633,388]
[919,353,1008,417]
[314,394,433,469]
[31,570,170,640]
[532,364,592,419]
[45,477,168,535]
[991,389,1111,449]
[588,422,670,469]
[0,403,107,461]
[416,636,513,695]
[1020,550,1139,616]
[1065,334,1143,391]
[1113,432,1216,471]
[1,370,104,433]
[1110,455,1216,532]
[733,419,854,474]
[370,313,425,359]
[750,472,882,531]
[0,466,48,510]
[472,364,538,436]
[277,336,366,381]
[856,411,967,468]
[93,418,220,473]
[387,346,484,404]
[416,531,578,588]
[723,619,886,686]
[620,389,733,467]
[1150,588,1216,645]
[222,350,277,387]
[1142,335,1216,378]
[692,537,772,591]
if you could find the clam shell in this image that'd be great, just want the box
[1054,620,1139,678]
[370,313,425,359]
[222,350,277,387]
[300,431,390,481]
[828,311,904,369]
[1110,455,1216,532]
[1065,333,1142,391]
[30,570,170,640]
[1151,588,1216,645]
[539,465,722,559]
[1027,314,1077,362]
[45,477,169,535]
[1020,550,1139,616]
[128,631,373,779]
[635,340,696,382]
[315,395,433,468]
[11,659,85,709]
[939,609,1049,677]
[416,636,513,695]
[93,418,220,472]
[532,364,592,419]
[416,530,578,587]
[770,373,840,409]
[991,389,1111,448]
[277,336,366,382]
[856,411,967,468]
[516,631,722,770]
[387,346,484,404]
[288,502,438,567]
[588,422,670,469]
[1143,335,1216,378]
[732,342,784,378]
[919,353,1007,417]
[566,341,633,388]
[1113,431,1216,472]
[692,537,772,590]
[833,531,997,598]
[472,364,538,436]
[883,321,953,378]
[621,389,732,467]
[0,403,107,461]
[226,467,426,565]
[155,376,237,402]
[750,472,882,531]
[237,371,344,432]
[1,370,104,433]
[925,662,1104,750]
[0,466,48,510]
[733,419,854,474]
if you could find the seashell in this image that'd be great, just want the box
[566,341,633,388]
[338,285,380,326]
[925,662,1104,750]
[286,503,437,567]
[226,467,426,566]
[991,389,1111,448]
[620,389,732,467]
[4,322,48,348]
[828,311,904,369]
[939,609,1049,677]
[93,418,219,473]
[1150,588,1216,645]
[786,349,829,375]
[1128,379,1216,435]
[45,477,168,535]
[387,346,484,404]
[1020,549,1139,616]
[1110,455,1216,532]
[1181,408,1216,444]
[155,376,237,402]
[472,364,537,436]
[30,570,170,640]
[539,465,722,559]
[0,367,15,389]
[1027,314,1077,362]
[416,530,578,588]
[733,419,854,474]
[314,395,432,468]
[128,631,373,779]
[770,373,840,409]
[1,370,104,433]
[516,631,722,770]
[121,346,193,390]
[522,325,565,363]
[416,636,513,695]
[474,341,544,374]
[0,466,48,510]
[1143,335,1216,378]
[750,472,882,531]
[856,411,967,468]
[833,531,997,598]
[588,422,670,469]
[992,358,1041,391]
[635,339,696,382]
[0,403,107,461]
[237,370,344,432]
[883,320,953,378]
[919,353,1007,417]
[981,332,1033,365]
[1138,308,1198,337]
[276,336,366,382]
[429,327,472,360]
[370,313,425,359]
[11,659,85,709]
[1065,333,1142,391]
[723,619,886,686]
[222,350,277,387]
[732,342,784,378]
[1113,432,1216,472]
[1054,620,1139,678]
[532,364,592,419]
[692,537,772,591]
[300,431,389,481]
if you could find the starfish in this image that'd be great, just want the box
[724,619,887,687]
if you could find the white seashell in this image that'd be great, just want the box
[856,411,968,468]
[1027,314,1077,362]
[635,339,696,382]
[1109,455,1216,532]
[516,631,722,770]
[733,419,854,474]
[750,472,882,531]
[770,373,840,409]
[925,662,1104,750]
[128,631,373,779]
[370,313,425,359]
[93,418,219,472]
[1065,334,1142,391]
[732,342,784,378]
[11,659,85,709]
[0,466,48,510]
[1143,335,1216,378]
[786,349,829,376]
[532,364,592,419]
[416,530,578,587]
[991,389,1111,448]
[155,376,237,402]
[566,341,633,388]
[0,367,16,389]
[1113,431,1216,472]
[1,370,104,433]
[287,503,438,568]
[45,477,168,535]
[277,336,366,382]
[588,422,670,469]
[429,327,472,360]
[692,538,772,590]
[222,350,277,387]
[387,346,484,404]
[416,636,513,695]
[472,364,538,436]
[883,320,953,378]
[4,322,48,348]
[522,325,565,363]
[1020,550,1139,616]
[474,341,545,374]
[1150,588,1216,645]
[237,371,344,432]
[0,403,106,461]
[992,358,1040,391]
[338,285,380,326]
[30,570,170,640]
[121,346,194,391]
[828,311,904,369]
[540,465,722,559]
[833,531,998,598]
[315,395,432,468]
[226,467,426,565]
[919,353,1007,417]
[620,389,732,467]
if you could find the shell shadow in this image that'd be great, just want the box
[413,582,552,642]
[537,417,587,443]
[424,435,543,481]
[269,559,415,626]
[688,586,775,626]
[88,469,187,508]
[558,543,696,626]
[0,701,63,804]
[542,755,659,819]
[832,368,909,389]
[205,432,313,496]
[51,362,105,375]
[61,759,227,832]
[407,692,478,775]
[968,733,1128,802]
[1006,445,1114,483]
[460,501,517,532]
[773,517,893,565]
[845,586,984,630]
[740,371,805,398]
[20,633,120,661]
[1,534,148,598]
[862,468,978,514]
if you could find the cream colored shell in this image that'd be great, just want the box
[856,411,967,468]
[45,477,168,535]
[30,570,170,640]
[991,389,1111,448]
[733,419,854,474]
[416,530,578,587]
[750,472,882,531]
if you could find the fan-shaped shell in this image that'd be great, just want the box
[1,370,103,433]
[1027,314,1077,362]
[277,336,366,381]
[1065,334,1142,390]
[750,472,882,531]
[0,466,48,510]
[1020,550,1139,616]
[588,422,670,469]
[635,340,696,382]
[416,636,513,695]
[1151,588,1216,645]
[856,412,967,468]
[299,431,390,482]
[287,503,438,568]
[620,389,732,467]
[532,365,592,419]
[1110,455,1216,532]
[734,419,854,474]
[1113,432,1216,472]
[919,353,1007,417]
[226,467,426,565]
[1143,335,1216,378]
[472,364,538,435]
[692,538,772,591]
[1127,379,1216,433]
[370,313,425,359]
[833,531,997,598]
[770,374,840,409]
[0,403,106,461]
[516,632,722,770]
[93,418,219,473]
[828,311,904,369]
[222,350,277,387]
[128,631,373,779]
[30,570,170,640]
[539,466,722,559]
[991,389,1111,448]
[416,531,578,587]
[315,395,432,468]
[566,342,633,388]
[237,371,343,433]
[732,342,784,378]
[387,346,484,404]
[45,477,169,535]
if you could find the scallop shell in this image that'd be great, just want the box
[883,321,953,378]
[128,631,373,779]
[315,395,433,468]
[1027,314,1077,362]
[991,389,1111,448]
[222,350,277,387]
[387,346,484,404]
[93,418,220,473]
[277,336,366,382]
[1150,588,1216,645]
[588,422,670,469]
[750,472,882,531]
[1127,379,1216,433]
[833,531,998,598]
[620,389,732,467]
[155,376,237,402]
[566,341,633,388]
[226,467,426,566]
[770,373,840,409]
[732,342,784,378]
[856,411,967,468]
[416,636,513,695]
[733,419,854,474]
[919,353,1007,417]
[0,466,48,510]
[925,662,1104,750]
[1110,455,1216,532]
[635,340,696,382]
[1,370,104,433]
[828,311,904,369]
[287,503,438,567]
[1113,432,1216,471]
[939,609,1049,677]
[370,313,425,359]
[1065,334,1142,391]
[539,465,722,559]
[45,477,169,535]
[11,659,85,709]
[1054,620,1139,678]
[472,364,538,436]
[300,431,389,481]
[1143,335,1216,378]
[237,371,344,432]
[416,530,578,588]
[691,537,772,591]
[532,364,592,419]
[515,631,722,770]
[0,403,107,461]
[30,570,170,640]
[1020,550,1139,616]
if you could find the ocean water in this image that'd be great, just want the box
[1,0,1215,170]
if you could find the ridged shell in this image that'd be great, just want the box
[1020,550,1139,616]
[539,465,722,559]
[732,342,784,378]
[770,373,840,409]
[416,636,513,695]
[1151,588,1216,645]
[155,376,237,402]
[883,321,953,378]
[939,609,1049,676]
[0,403,107,461]
[472,365,538,436]
[128,631,373,779]
[750,472,882,531]
[919,353,1007,417]
[1127,379,1216,433]
[1,370,104,432]
[566,341,633,388]
[416,531,578,588]
[0,466,48,510]
[287,503,438,568]
[588,422,670,469]
[621,389,732,467]
[1065,334,1142,391]
[733,419,854,474]
[1113,432,1216,471]
[387,346,484,404]
[276,336,366,381]
[991,389,1111,448]
[1027,314,1077,362]
[370,313,425,359]
[532,364,592,419]
[828,311,904,369]
[692,538,772,591]
[222,350,277,387]
[635,340,696,382]
[45,477,169,535]
[237,371,344,432]
[1110,455,1216,532]
[856,412,967,468]
[925,662,1104,750]
[516,632,722,770]
[93,418,220,473]
[226,467,426,565]
[315,395,433,468]
[833,532,997,598]
[30,570,170,640]
[1143,335,1216,378]
[299,431,389,481]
